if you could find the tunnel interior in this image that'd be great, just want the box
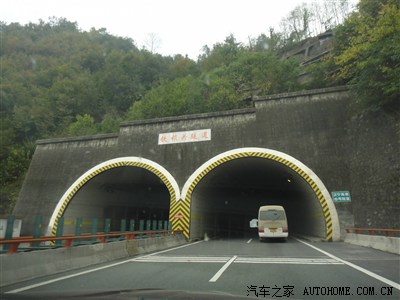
[190,157,326,240]
[62,166,170,234]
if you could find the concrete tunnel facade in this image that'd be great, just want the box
[47,148,340,242]
[16,87,398,242]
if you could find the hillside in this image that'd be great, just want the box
[1,0,398,214]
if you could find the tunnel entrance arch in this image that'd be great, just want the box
[181,148,340,241]
[47,157,180,237]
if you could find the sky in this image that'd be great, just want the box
[2,0,339,59]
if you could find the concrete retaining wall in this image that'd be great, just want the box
[0,235,187,287]
[344,233,400,255]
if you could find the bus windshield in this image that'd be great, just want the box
[260,210,285,220]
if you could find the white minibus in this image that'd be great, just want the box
[258,205,288,241]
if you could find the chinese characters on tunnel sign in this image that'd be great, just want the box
[331,191,351,202]
[158,129,211,145]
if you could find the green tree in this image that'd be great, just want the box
[281,3,313,44]
[99,111,122,133]
[334,0,400,111]
[168,54,199,79]
[213,50,301,97]
[0,144,32,214]
[199,34,243,72]
[203,76,237,111]
[126,76,207,120]
[66,114,98,136]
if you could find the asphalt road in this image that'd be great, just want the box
[2,237,399,299]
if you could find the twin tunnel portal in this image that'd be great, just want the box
[49,148,339,242]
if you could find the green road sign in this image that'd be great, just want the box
[332,191,351,202]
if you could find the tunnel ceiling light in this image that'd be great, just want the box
[287,179,292,183]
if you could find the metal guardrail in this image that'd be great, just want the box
[345,228,400,237]
[0,230,183,254]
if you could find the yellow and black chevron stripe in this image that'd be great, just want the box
[169,198,190,238]
[183,152,333,241]
[51,161,177,237]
